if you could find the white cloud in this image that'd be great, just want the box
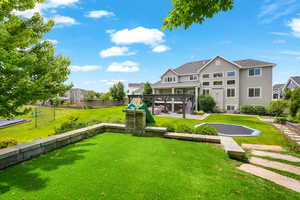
[280,50,300,55]
[100,80,126,86]
[273,39,286,44]
[110,27,165,46]
[100,46,135,58]
[86,10,115,19]
[14,0,79,18]
[71,65,101,72]
[270,32,289,36]
[107,61,139,72]
[152,45,170,53]
[258,0,298,24]
[288,17,300,37]
[52,15,78,26]
[106,29,115,34]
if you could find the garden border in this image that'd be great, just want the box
[0,122,246,170]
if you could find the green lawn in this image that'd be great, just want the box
[0,106,289,146]
[0,133,299,200]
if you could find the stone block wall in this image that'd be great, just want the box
[125,109,146,136]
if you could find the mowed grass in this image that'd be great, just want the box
[0,106,288,146]
[0,133,299,200]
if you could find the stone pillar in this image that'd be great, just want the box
[125,109,146,136]
[195,87,199,111]
[171,88,175,113]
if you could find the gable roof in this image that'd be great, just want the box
[171,57,276,75]
[273,84,285,90]
[290,76,300,86]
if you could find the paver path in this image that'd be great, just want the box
[238,164,300,193]
[273,123,300,146]
[252,150,300,162]
[250,157,300,175]
[242,144,285,152]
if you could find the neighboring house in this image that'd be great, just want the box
[285,76,300,90]
[60,88,92,103]
[272,84,285,100]
[152,56,276,112]
[128,83,145,95]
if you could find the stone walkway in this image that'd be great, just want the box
[252,150,300,162]
[273,123,300,146]
[250,157,300,175]
[238,164,300,193]
[241,144,285,152]
[157,113,209,120]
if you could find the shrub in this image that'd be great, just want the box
[175,123,193,133]
[198,95,216,112]
[240,105,255,114]
[297,110,300,121]
[254,105,266,116]
[0,137,18,149]
[267,100,288,117]
[290,88,300,117]
[193,125,218,135]
[274,117,287,124]
[195,110,205,115]
[54,116,87,134]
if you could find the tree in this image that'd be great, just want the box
[0,0,71,118]
[267,100,288,117]
[163,0,234,30]
[290,88,300,117]
[198,95,216,112]
[100,92,111,101]
[142,82,153,106]
[109,82,125,101]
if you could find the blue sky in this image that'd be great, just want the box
[17,0,300,92]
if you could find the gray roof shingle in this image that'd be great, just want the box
[152,81,199,88]
[273,84,285,90]
[291,76,300,86]
[171,57,275,75]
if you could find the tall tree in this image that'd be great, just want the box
[0,0,71,118]
[109,82,125,101]
[163,0,234,30]
[142,82,153,106]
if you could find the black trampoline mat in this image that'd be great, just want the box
[203,123,255,135]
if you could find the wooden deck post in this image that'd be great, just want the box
[182,98,186,119]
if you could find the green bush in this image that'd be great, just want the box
[0,137,18,149]
[54,116,87,134]
[193,125,218,135]
[267,100,288,117]
[297,111,300,121]
[198,95,216,112]
[175,123,193,133]
[274,117,287,124]
[240,105,255,114]
[290,87,300,117]
[254,105,266,115]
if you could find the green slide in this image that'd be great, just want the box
[139,104,155,124]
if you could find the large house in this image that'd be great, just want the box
[272,76,300,100]
[60,88,92,103]
[152,56,276,112]
[127,83,145,95]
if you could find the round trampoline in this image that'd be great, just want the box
[195,123,261,137]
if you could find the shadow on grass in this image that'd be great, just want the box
[0,142,95,195]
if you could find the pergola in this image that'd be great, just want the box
[127,94,195,118]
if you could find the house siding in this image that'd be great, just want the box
[239,66,273,106]
[199,57,240,110]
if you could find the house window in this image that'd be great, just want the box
[190,75,197,81]
[213,73,223,78]
[248,88,261,97]
[273,93,279,99]
[249,68,261,77]
[227,105,235,111]
[203,89,209,96]
[227,71,235,77]
[202,82,210,86]
[164,76,176,83]
[227,88,235,97]
[203,74,210,78]
[213,81,223,86]
[227,80,235,85]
